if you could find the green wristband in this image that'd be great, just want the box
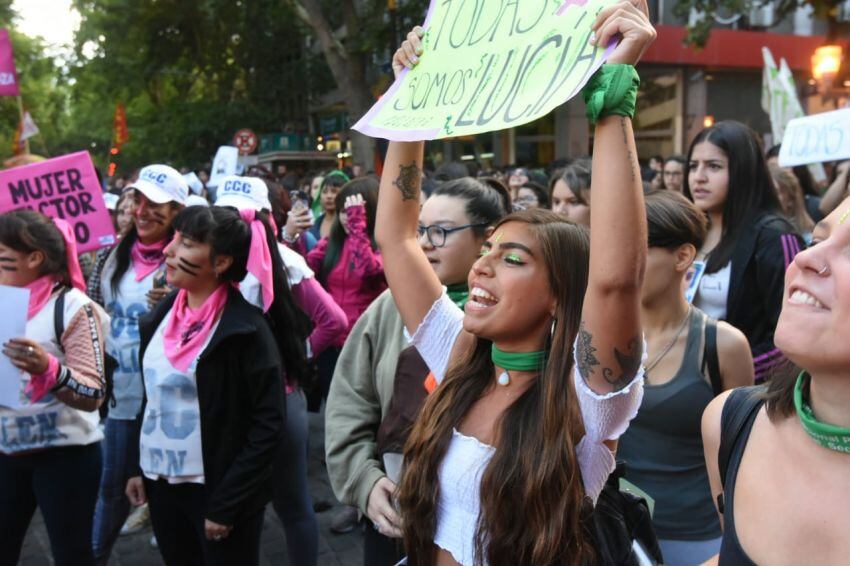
[582,64,640,126]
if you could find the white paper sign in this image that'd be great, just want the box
[0,285,30,409]
[778,108,850,168]
[183,172,204,195]
[207,146,239,189]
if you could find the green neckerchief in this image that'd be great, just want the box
[491,345,547,372]
[446,283,469,309]
[795,372,850,454]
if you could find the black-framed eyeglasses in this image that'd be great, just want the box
[417,223,488,248]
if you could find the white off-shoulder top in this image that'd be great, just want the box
[406,293,645,566]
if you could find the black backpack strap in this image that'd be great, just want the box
[716,386,764,513]
[53,287,70,353]
[702,316,723,396]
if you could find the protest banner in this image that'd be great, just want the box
[0,151,116,253]
[207,146,239,188]
[354,0,617,141]
[761,48,826,181]
[778,108,850,168]
[0,29,19,97]
[0,285,29,409]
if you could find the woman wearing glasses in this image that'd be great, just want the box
[325,178,508,565]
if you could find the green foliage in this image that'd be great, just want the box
[62,0,326,174]
[0,7,69,161]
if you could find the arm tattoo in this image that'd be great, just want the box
[619,117,638,183]
[393,162,421,201]
[576,322,599,377]
[602,337,642,391]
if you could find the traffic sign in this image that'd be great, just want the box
[233,129,258,155]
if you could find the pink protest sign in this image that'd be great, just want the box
[0,29,20,97]
[0,151,116,253]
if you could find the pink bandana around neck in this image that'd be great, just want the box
[162,285,228,373]
[52,219,86,292]
[239,209,274,312]
[131,238,168,282]
[25,275,58,320]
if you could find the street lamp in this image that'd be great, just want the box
[811,45,843,92]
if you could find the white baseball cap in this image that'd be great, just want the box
[214,175,272,212]
[130,164,189,205]
[185,195,210,207]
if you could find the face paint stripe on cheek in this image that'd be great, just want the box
[177,258,201,277]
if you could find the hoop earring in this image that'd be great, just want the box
[550,318,557,340]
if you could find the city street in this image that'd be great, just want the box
[18,412,364,566]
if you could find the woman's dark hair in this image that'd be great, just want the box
[262,180,291,240]
[320,177,379,283]
[474,177,512,217]
[321,170,350,191]
[431,178,509,236]
[664,155,686,168]
[549,158,592,205]
[684,120,782,273]
[645,189,707,250]
[172,206,312,385]
[518,181,550,208]
[109,190,181,296]
[0,210,69,282]
[401,209,595,566]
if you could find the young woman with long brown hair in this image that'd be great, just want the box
[375,4,656,564]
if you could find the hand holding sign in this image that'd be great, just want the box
[358,0,631,141]
[591,0,655,66]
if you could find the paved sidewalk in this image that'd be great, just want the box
[18,412,364,566]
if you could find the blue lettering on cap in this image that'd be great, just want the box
[142,169,167,184]
[223,180,251,194]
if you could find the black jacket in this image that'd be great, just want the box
[724,211,804,381]
[133,287,284,525]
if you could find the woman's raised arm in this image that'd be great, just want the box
[375,28,445,334]
[575,1,655,395]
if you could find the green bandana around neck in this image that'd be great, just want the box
[446,283,469,309]
[794,372,850,454]
[491,345,547,372]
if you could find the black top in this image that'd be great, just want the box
[133,287,285,525]
[724,212,804,381]
[717,387,764,565]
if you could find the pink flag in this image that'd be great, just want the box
[0,29,20,97]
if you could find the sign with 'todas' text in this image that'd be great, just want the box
[354,0,617,141]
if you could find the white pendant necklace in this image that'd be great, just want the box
[497,371,511,386]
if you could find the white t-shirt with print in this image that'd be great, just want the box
[139,310,218,484]
[102,267,158,420]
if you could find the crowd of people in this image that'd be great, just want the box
[3,2,850,565]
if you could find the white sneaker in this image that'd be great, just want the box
[150,535,158,548]
[120,504,150,535]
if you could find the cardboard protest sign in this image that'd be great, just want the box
[778,108,850,168]
[354,0,617,141]
[0,151,116,253]
[207,146,239,189]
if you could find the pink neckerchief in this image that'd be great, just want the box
[162,285,228,373]
[240,209,274,312]
[52,219,86,292]
[130,238,168,281]
[25,275,58,320]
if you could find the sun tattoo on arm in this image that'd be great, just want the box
[576,322,600,377]
[393,162,421,201]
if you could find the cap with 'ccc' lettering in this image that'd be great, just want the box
[130,164,189,205]
[214,176,272,212]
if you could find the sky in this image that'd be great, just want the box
[12,0,80,51]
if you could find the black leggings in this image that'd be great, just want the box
[0,442,102,566]
[145,478,264,566]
